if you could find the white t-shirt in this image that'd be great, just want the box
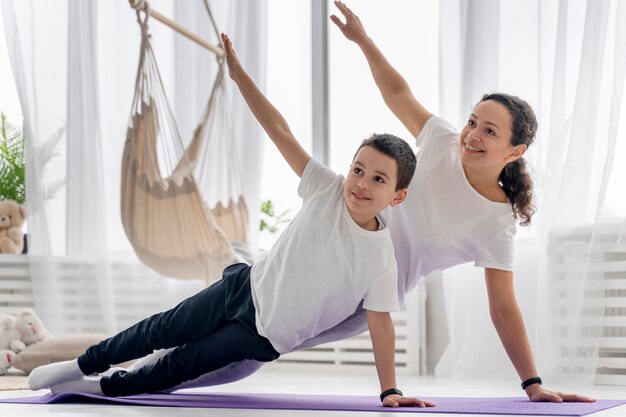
[385,116,517,302]
[251,158,399,354]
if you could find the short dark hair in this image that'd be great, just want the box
[353,134,416,191]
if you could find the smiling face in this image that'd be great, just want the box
[343,146,407,230]
[459,100,526,172]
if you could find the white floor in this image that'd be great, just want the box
[1,367,625,417]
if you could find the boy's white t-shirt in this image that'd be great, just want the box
[385,115,517,302]
[250,158,399,354]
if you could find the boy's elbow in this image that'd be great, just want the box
[489,304,519,327]
[383,83,411,102]
[268,123,293,142]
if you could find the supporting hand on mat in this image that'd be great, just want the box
[383,394,436,408]
[525,384,595,403]
[368,311,435,409]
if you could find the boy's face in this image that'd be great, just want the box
[343,146,407,228]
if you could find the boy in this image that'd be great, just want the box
[28,33,429,408]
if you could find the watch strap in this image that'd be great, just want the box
[521,377,542,390]
[380,387,403,402]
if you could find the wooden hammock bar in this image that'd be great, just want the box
[128,0,225,58]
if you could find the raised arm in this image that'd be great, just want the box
[221,33,310,177]
[330,1,432,138]
[484,268,595,403]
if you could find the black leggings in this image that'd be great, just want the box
[77,263,279,397]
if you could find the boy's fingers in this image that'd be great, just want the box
[221,34,233,53]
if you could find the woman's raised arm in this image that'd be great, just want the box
[330,1,432,138]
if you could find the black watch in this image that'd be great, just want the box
[380,387,403,402]
[521,376,542,390]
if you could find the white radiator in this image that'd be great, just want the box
[0,254,427,375]
[0,255,33,314]
[549,221,626,385]
[0,254,201,334]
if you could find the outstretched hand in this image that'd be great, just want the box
[526,385,595,403]
[330,1,368,44]
[382,394,436,408]
[220,33,242,81]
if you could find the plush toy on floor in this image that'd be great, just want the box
[0,349,15,375]
[0,199,26,254]
[0,308,48,373]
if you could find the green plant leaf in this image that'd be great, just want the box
[259,199,292,234]
[0,113,25,204]
[0,112,65,207]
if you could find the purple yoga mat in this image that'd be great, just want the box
[1,392,624,416]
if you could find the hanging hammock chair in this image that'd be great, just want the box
[121,4,248,284]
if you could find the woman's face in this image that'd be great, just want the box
[459,100,525,171]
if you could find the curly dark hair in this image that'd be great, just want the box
[354,134,417,191]
[479,93,537,226]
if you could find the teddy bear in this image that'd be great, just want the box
[0,199,26,254]
[0,349,16,375]
[0,308,48,363]
[0,308,49,374]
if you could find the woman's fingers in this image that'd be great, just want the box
[335,1,354,17]
[329,14,344,29]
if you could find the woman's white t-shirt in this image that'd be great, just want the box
[385,116,517,302]
[251,158,399,354]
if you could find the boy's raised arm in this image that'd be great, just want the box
[222,33,311,178]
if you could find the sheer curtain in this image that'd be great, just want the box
[2,0,267,334]
[3,0,72,334]
[435,0,626,384]
[66,0,116,333]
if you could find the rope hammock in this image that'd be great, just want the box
[121,1,248,284]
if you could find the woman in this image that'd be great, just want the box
[328,1,593,403]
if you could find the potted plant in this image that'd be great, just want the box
[0,113,25,205]
[0,112,65,253]
[259,199,292,234]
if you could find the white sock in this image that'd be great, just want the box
[28,359,85,390]
[50,377,104,396]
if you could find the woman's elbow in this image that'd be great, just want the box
[489,304,521,326]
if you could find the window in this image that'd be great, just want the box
[327,1,439,174]
[258,0,312,250]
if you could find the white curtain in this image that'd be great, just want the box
[435,0,626,384]
[2,0,71,334]
[2,0,267,334]
[66,0,116,334]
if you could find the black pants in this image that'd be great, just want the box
[77,263,280,397]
